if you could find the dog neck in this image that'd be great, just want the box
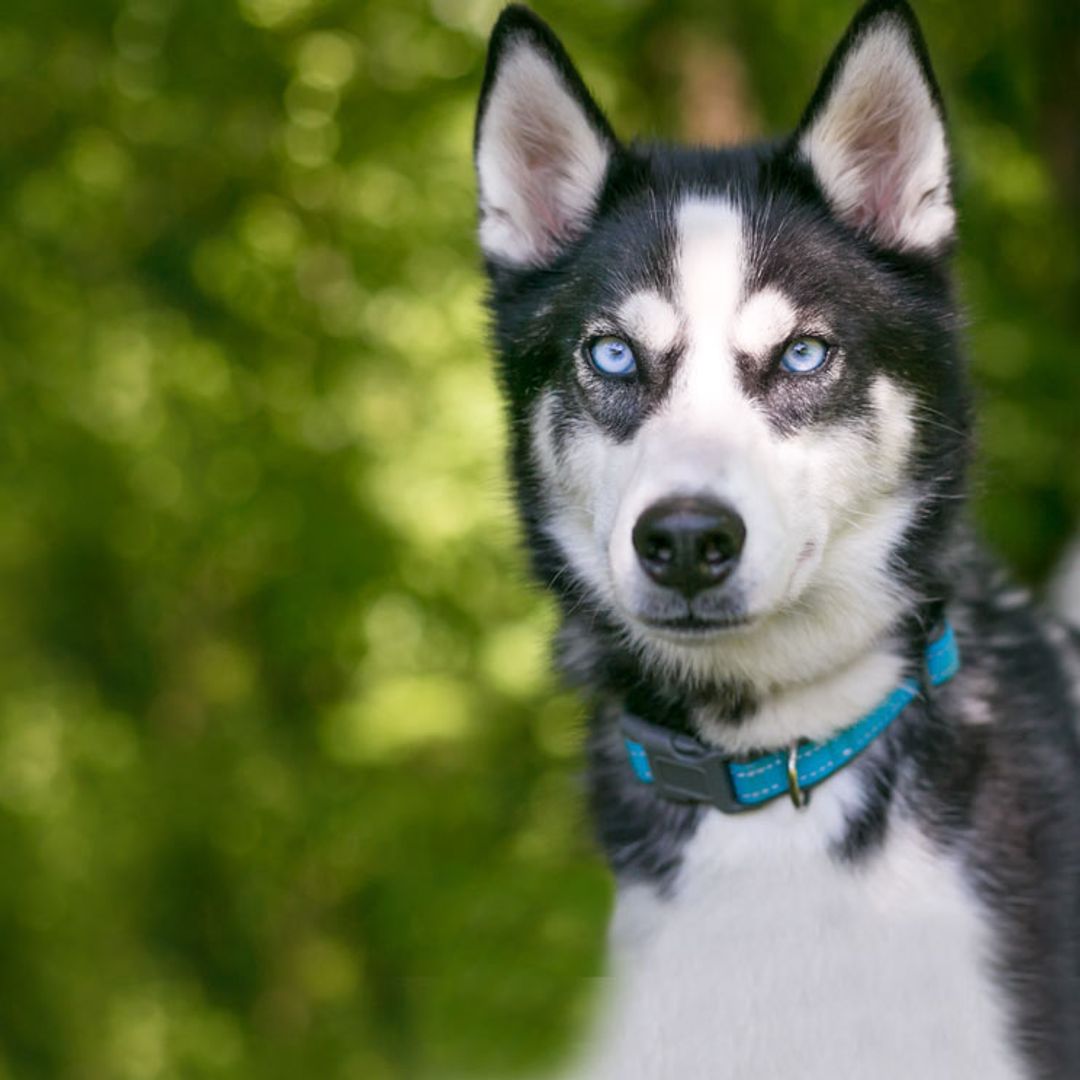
[690,639,910,756]
[573,599,950,884]
[565,598,941,758]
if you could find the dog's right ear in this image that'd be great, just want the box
[474,6,617,270]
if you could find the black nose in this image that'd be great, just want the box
[632,497,746,597]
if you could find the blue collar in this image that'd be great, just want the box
[620,623,960,814]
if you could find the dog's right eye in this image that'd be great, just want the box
[588,336,637,378]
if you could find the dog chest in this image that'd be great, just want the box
[579,784,1026,1080]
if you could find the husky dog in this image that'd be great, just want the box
[473,2,1080,1076]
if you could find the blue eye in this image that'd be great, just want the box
[780,337,829,374]
[588,336,637,377]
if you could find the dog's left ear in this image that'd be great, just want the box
[794,0,954,253]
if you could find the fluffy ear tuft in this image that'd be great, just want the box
[474,6,616,269]
[795,1,954,253]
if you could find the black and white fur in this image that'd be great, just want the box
[474,3,1080,1076]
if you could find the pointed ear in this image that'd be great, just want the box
[794,1,954,253]
[474,6,617,269]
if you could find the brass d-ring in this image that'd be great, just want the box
[787,744,809,810]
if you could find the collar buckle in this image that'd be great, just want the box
[619,712,746,814]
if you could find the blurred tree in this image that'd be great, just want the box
[0,1,1075,1077]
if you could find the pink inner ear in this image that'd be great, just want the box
[515,114,587,256]
[843,108,921,239]
[521,141,569,247]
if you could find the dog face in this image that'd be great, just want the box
[476,2,969,688]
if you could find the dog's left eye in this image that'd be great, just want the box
[588,336,637,377]
[780,336,829,374]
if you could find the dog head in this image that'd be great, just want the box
[475,1,969,689]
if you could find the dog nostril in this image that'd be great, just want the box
[646,537,674,564]
[632,497,746,598]
[700,533,734,567]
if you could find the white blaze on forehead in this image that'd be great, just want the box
[733,287,798,357]
[615,290,681,356]
[677,198,744,358]
[672,198,747,416]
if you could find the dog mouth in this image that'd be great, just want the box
[639,613,753,640]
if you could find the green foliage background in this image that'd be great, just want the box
[0,0,1077,1076]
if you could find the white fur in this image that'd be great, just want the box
[694,633,904,754]
[1050,540,1080,630]
[1045,550,1080,716]
[476,43,611,267]
[531,392,620,607]
[574,788,1024,1080]
[799,19,954,252]
[732,286,798,357]
[956,666,998,727]
[615,290,682,357]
